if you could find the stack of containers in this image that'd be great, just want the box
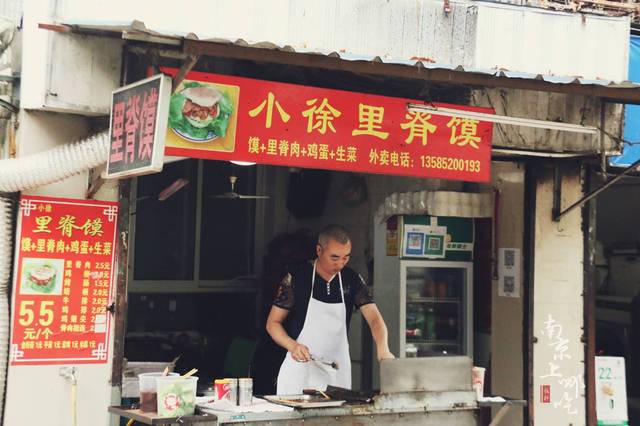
[214,377,253,406]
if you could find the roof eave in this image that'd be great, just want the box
[39,21,640,105]
[183,38,640,105]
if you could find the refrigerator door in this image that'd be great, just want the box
[401,260,473,358]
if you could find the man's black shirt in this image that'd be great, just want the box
[273,261,374,340]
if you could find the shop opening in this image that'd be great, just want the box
[122,157,504,402]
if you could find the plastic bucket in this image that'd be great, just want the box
[125,361,175,377]
[138,372,179,412]
[156,376,199,417]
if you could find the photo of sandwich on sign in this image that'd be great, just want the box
[20,258,64,295]
[167,80,239,152]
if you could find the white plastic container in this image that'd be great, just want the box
[471,367,485,400]
[138,372,179,412]
[156,376,199,417]
[238,378,253,406]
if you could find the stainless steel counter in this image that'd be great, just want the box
[111,356,489,426]
[200,401,477,426]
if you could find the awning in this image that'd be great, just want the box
[39,20,640,105]
[611,35,640,167]
[377,191,494,219]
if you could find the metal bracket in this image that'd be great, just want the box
[171,54,200,93]
[86,168,106,199]
[59,366,77,384]
[553,157,640,222]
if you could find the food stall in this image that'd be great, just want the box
[111,357,488,425]
[100,37,526,426]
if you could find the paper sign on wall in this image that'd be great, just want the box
[386,216,399,257]
[402,224,447,258]
[595,356,629,426]
[10,196,118,365]
[498,248,520,298]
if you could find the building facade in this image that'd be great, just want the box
[0,1,636,425]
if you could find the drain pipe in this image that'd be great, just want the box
[0,130,109,421]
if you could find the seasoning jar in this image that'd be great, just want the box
[214,379,230,401]
[238,378,253,406]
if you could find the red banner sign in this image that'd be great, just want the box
[10,196,118,365]
[163,68,493,182]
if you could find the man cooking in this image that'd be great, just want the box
[266,224,394,395]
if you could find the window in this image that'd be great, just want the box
[200,162,256,280]
[131,159,261,287]
[134,160,197,280]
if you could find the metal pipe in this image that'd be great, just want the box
[59,367,78,426]
[554,157,640,221]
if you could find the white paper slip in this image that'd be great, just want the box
[197,397,294,413]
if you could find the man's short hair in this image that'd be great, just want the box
[318,224,351,246]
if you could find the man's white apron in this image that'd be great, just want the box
[276,261,351,394]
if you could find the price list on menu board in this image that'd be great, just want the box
[9,196,119,365]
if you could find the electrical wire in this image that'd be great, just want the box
[0,98,17,113]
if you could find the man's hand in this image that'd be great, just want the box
[266,307,312,363]
[377,349,395,362]
[290,342,311,362]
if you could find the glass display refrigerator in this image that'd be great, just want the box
[373,214,474,365]
[402,260,472,358]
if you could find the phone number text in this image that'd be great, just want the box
[419,156,481,173]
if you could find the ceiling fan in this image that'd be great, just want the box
[208,175,270,200]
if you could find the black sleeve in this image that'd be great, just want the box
[353,273,374,308]
[273,273,294,310]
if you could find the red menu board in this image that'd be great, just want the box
[162,68,493,182]
[10,196,118,365]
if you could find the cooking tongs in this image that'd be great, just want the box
[310,354,339,370]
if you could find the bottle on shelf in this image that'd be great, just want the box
[425,307,436,340]
[437,281,448,298]
[438,314,458,340]
[406,305,425,339]
[406,344,418,358]
[445,274,457,298]
[423,278,436,298]
[415,306,426,335]
[406,328,422,338]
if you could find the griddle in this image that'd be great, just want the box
[323,386,375,404]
